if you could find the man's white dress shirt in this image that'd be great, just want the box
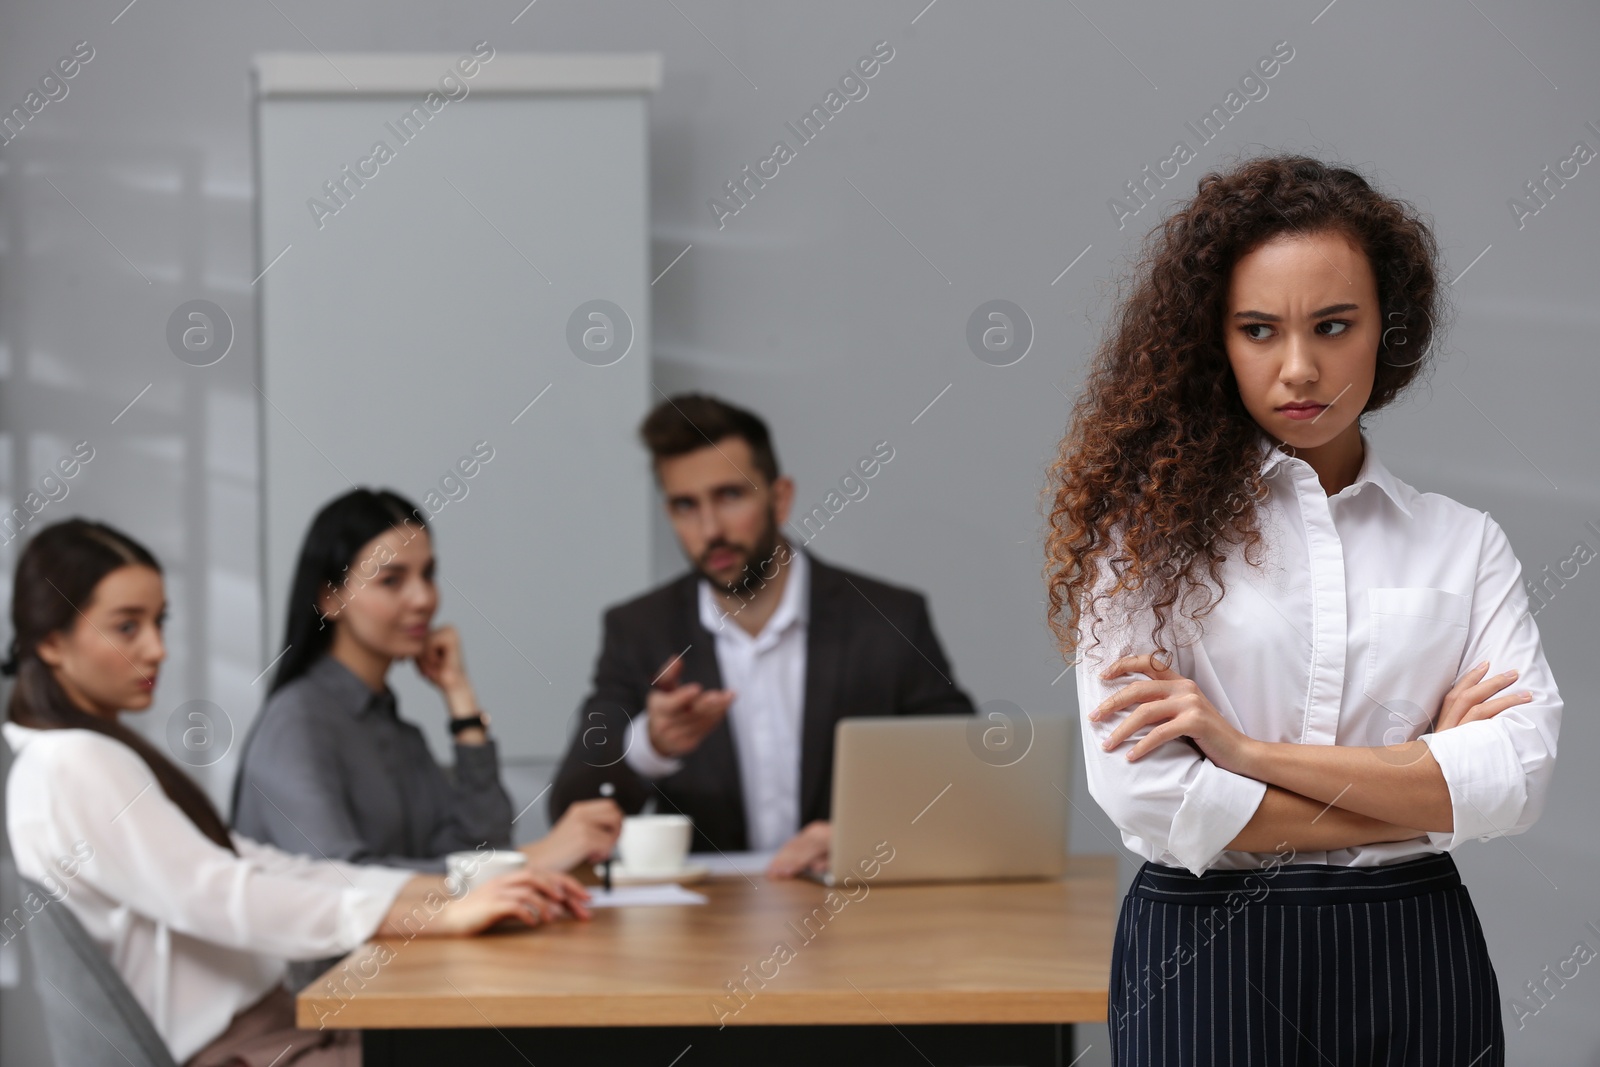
[3,722,412,1063]
[626,545,810,852]
[1075,432,1561,876]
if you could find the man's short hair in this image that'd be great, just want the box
[639,393,780,485]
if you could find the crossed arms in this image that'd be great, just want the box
[1088,653,1530,856]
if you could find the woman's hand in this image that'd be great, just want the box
[415,624,481,720]
[435,869,594,933]
[1089,653,1254,770]
[385,869,592,937]
[1366,659,1531,770]
[516,868,593,922]
[1435,660,1532,732]
[521,799,624,872]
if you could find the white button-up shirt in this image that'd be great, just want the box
[626,546,810,852]
[1075,432,1561,876]
[3,722,412,1063]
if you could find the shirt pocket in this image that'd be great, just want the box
[1362,586,1472,740]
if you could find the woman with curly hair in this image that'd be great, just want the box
[1044,155,1560,1066]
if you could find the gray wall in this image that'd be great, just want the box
[1,2,1597,1064]
[255,77,656,759]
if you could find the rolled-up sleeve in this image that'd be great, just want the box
[1419,515,1561,849]
[1075,608,1267,876]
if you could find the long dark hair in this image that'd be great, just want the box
[5,519,237,853]
[268,488,428,695]
[1044,154,1445,664]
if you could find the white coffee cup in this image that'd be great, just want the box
[445,849,526,893]
[616,814,693,873]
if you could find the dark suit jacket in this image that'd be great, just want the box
[548,551,975,853]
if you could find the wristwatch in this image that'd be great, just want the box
[449,712,490,736]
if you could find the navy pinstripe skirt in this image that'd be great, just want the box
[1108,852,1504,1067]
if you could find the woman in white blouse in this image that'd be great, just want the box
[1045,155,1559,1067]
[2,519,594,1067]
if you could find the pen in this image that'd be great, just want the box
[599,781,614,891]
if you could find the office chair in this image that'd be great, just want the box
[2,731,177,1067]
[15,875,179,1067]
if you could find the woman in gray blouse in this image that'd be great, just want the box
[232,487,619,875]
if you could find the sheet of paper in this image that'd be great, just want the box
[690,850,777,878]
[587,884,708,908]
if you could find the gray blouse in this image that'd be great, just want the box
[231,655,514,873]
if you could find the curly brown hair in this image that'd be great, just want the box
[1043,154,1449,665]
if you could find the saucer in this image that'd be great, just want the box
[594,862,710,886]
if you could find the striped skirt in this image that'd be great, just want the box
[1107,852,1504,1067]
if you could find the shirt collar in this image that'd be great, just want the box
[307,653,397,718]
[1254,431,1413,518]
[2,721,38,752]
[698,541,810,640]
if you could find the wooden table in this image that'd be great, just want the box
[299,854,1118,1067]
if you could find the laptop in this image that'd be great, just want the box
[815,712,1070,886]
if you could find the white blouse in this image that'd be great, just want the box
[1075,431,1561,876]
[3,722,413,1063]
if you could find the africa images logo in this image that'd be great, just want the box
[305,42,496,231]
